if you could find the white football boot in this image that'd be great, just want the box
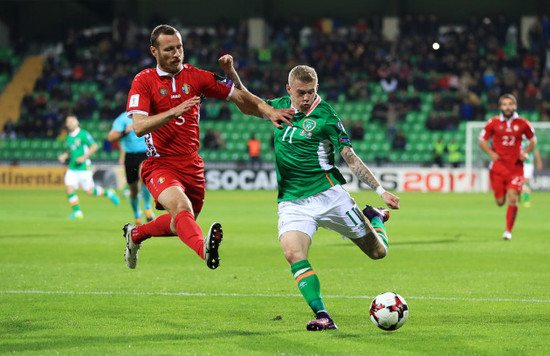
[123,223,141,269]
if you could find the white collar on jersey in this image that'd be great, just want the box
[69,127,81,137]
[499,112,519,121]
[156,65,184,77]
[290,95,322,116]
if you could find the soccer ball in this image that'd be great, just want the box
[369,292,409,331]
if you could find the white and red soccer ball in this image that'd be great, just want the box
[369,292,409,331]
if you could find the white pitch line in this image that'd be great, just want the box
[1,290,550,303]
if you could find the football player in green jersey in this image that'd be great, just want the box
[219,57,400,331]
[522,143,543,207]
[58,115,119,219]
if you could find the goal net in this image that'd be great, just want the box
[465,121,550,192]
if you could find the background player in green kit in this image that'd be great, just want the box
[57,115,119,219]
[219,58,400,331]
[521,140,542,207]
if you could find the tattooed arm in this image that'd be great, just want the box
[341,146,400,209]
[218,55,246,91]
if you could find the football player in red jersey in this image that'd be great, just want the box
[479,94,537,240]
[121,24,294,270]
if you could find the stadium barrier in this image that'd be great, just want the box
[0,165,124,189]
[0,166,66,188]
[3,165,549,192]
[204,166,491,193]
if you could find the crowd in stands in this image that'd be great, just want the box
[2,14,550,141]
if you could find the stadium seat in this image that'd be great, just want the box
[108,151,119,160]
[19,139,32,150]
[263,151,274,161]
[219,152,230,161]
[200,150,210,160]
[44,150,57,160]
[1,139,16,150]
[0,149,10,160]
[208,151,220,161]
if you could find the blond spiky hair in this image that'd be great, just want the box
[288,65,318,85]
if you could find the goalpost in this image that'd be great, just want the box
[465,121,550,192]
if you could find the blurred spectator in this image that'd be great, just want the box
[204,101,220,120]
[447,138,461,168]
[380,75,398,93]
[1,119,17,139]
[99,98,117,120]
[432,92,444,111]
[203,129,225,150]
[538,101,550,121]
[371,99,388,123]
[247,133,261,169]
[404,90,422,111]
[432,137,446,167]
[386,104,399,138]
[391,130,407,151]
[349,121,365,141]
[218,102,232,120]
[426,110,446,130]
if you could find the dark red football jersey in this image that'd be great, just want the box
[127,64,234,157]
[479,113,536,172]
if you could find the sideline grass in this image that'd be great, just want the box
[1,189,549,355]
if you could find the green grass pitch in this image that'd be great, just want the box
[1,189,549,355]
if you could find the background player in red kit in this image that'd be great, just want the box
[123,24,294,270]
[479,94,537,240]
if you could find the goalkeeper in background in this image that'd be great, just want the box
[220,57,400,331]
[108,111,155,225]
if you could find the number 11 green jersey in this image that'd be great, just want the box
[266,95,352,202]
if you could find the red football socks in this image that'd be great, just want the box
[174,210,205,258]
[506,205,518,232]
[132,213,174,244]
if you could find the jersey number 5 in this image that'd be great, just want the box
[175,115,186,125]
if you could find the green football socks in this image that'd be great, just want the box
[291,260,326,314]
[67,193,81,212]
[370,217,389,250]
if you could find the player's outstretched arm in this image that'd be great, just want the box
[219,55,247,92]
[219,54,295,128]
[229,90,295,128]
[341,146,399,209]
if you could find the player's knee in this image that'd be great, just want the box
[172,202,194,216]
[283,249,305,265]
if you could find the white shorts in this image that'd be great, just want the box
[277,185,368,240]
[524,163,534,180]
[65,169,95,191]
